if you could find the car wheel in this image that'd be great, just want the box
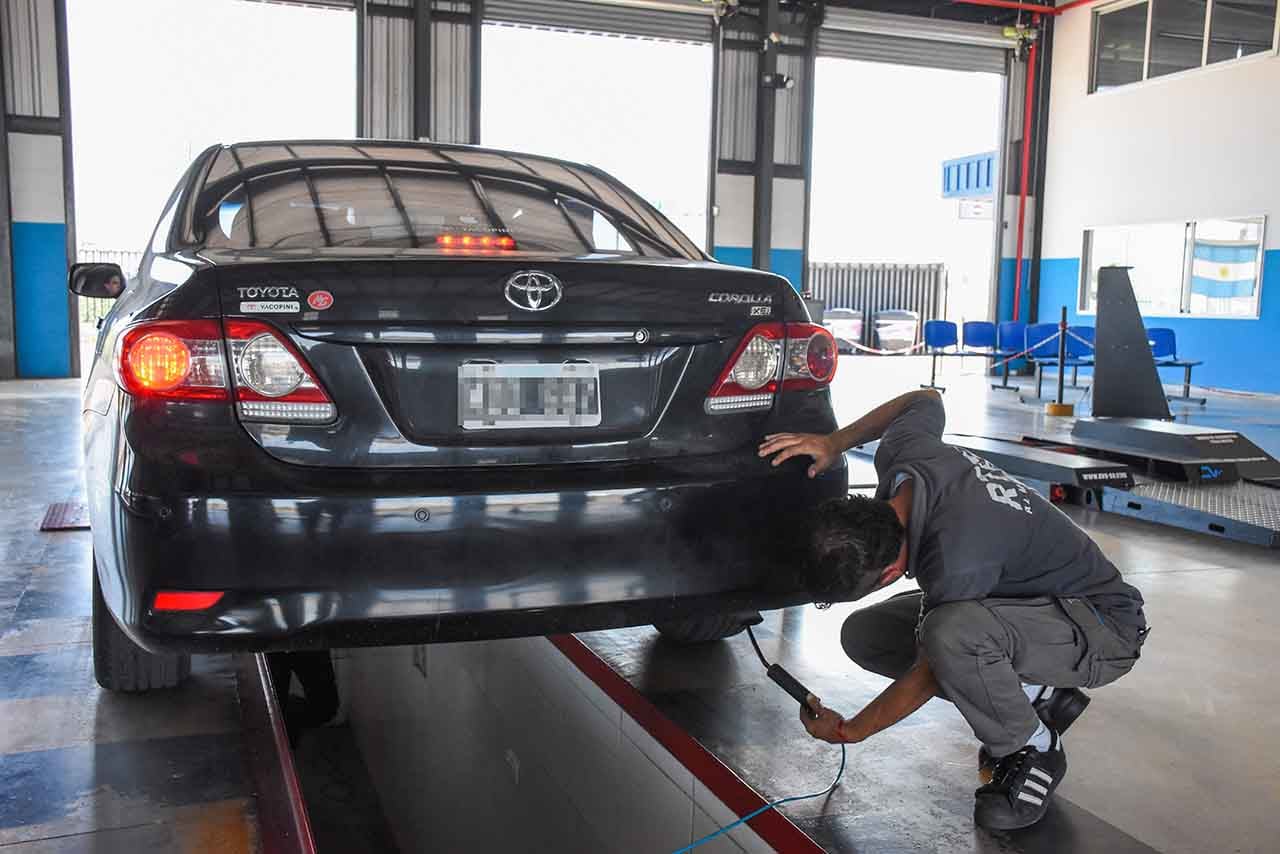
[653,613,757,644]
[93,559,190,692]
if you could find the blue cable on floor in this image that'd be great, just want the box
[671,741,846,854]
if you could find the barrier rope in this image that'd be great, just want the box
[1065,329,1095,349]
[848,329,1072,381]
[947,329,1064,378]
[846,340,927,356]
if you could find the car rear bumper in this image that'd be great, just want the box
[108,456,848,653]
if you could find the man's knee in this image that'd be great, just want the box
[840,610,878,667]
[841,607,917,680]
[918,601,1001,673]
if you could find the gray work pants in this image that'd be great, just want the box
[840,591,1145,757]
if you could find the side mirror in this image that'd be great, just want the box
[69,263,126,299]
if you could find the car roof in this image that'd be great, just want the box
[209,139,608,178]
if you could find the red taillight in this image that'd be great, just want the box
[435,233,516,251]
[784,323,838,390]
[127,333,189,391]
[705,322,838,414]
[153,590,225,612]
[224,320,336,423]
[116,320,227,400]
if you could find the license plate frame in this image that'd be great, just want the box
[458,362,602,430]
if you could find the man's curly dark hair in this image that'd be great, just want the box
[805,496,905,601]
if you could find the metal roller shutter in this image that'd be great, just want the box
[819,9,1012,76]
[484,0,713,44]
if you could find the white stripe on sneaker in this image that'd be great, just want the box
[1029,767,1055,784]
[1024,779,1049,796]
[1017,791,1044,806]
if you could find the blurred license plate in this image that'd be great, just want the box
[459,363,601,429]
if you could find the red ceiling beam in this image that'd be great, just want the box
[950,0,1059,14]
[949,0,1097,16]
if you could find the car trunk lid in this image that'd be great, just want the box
[214,255,799,467]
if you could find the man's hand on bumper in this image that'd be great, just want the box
[758,433,839,478]
[800,694,855,744]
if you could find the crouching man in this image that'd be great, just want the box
[758,389,1147,831]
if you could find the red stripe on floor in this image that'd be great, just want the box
[236,654,317,854]
[549,634,824,854]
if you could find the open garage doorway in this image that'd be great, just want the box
[809,58,1004,344]
[66,0,356,372]
[481,24,711,249]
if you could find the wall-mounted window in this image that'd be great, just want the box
[1091,0,1278,92]
[1081,216,1265,318]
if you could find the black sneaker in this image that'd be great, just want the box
[974,745,1067,831]
[978,688,1088,782]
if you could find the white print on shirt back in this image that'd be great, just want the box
[956,448,1034,514]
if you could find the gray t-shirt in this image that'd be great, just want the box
[874,394,1145,627]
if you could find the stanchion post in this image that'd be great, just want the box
[1046,305,1075,417]
[1056,305,1067,405]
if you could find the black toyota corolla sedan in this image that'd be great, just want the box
[72,140,847,691]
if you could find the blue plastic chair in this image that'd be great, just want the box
[923,320,958,350]
[1067,326,1095,360]
[1146,327,1205,405]
[996,321,1026,355]
[992,321,1026,391]
[921,320,959,391]
[962,321,996,353]
[1147,327,1176,360]
[1065,325,1095,387]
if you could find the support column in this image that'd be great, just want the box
[994,23,1044,326]
[0,0,77,379]
[359,0,483,144]
[708,2,817,292]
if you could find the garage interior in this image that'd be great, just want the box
[2,1,1279,853]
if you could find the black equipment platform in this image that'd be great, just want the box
[1071,417,1280,485]
[944,428,1278,549]
[945,435,1134,490]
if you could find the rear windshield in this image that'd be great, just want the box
[188,146,701,260]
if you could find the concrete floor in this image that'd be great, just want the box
[1,356,1276,852]
[0,380,257,853]
[580,357,1280,854]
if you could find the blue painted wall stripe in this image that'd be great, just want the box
[713,246,804,292]
[1035,252,1279,394]
[12,221,70,378]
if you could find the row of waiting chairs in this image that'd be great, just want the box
[922,320,1203,405]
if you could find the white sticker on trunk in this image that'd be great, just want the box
[240,300,300,314]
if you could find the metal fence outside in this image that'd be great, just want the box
[76,247,144,325]
[807,262,948,348]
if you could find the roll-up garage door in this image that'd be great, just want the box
[484,0,713,44]
[819,8,1012,75]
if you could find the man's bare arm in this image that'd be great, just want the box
[801,655,938,744]
[758,389,941,478]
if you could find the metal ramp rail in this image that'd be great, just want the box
[1099,479,1280,549]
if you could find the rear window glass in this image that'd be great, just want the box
[192,161,692,258]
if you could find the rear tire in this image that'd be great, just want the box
[653,613,756,644]
[93,561,190,692]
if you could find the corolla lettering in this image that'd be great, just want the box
[238,286,300,299]
[708,292,773,305]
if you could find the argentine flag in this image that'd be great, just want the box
[1191,240,1258,299]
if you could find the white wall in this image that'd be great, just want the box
[335,638,772,853]
[1038,6,1280,393]
[1043,8,1280,257]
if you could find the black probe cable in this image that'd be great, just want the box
[671,626,847,853]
